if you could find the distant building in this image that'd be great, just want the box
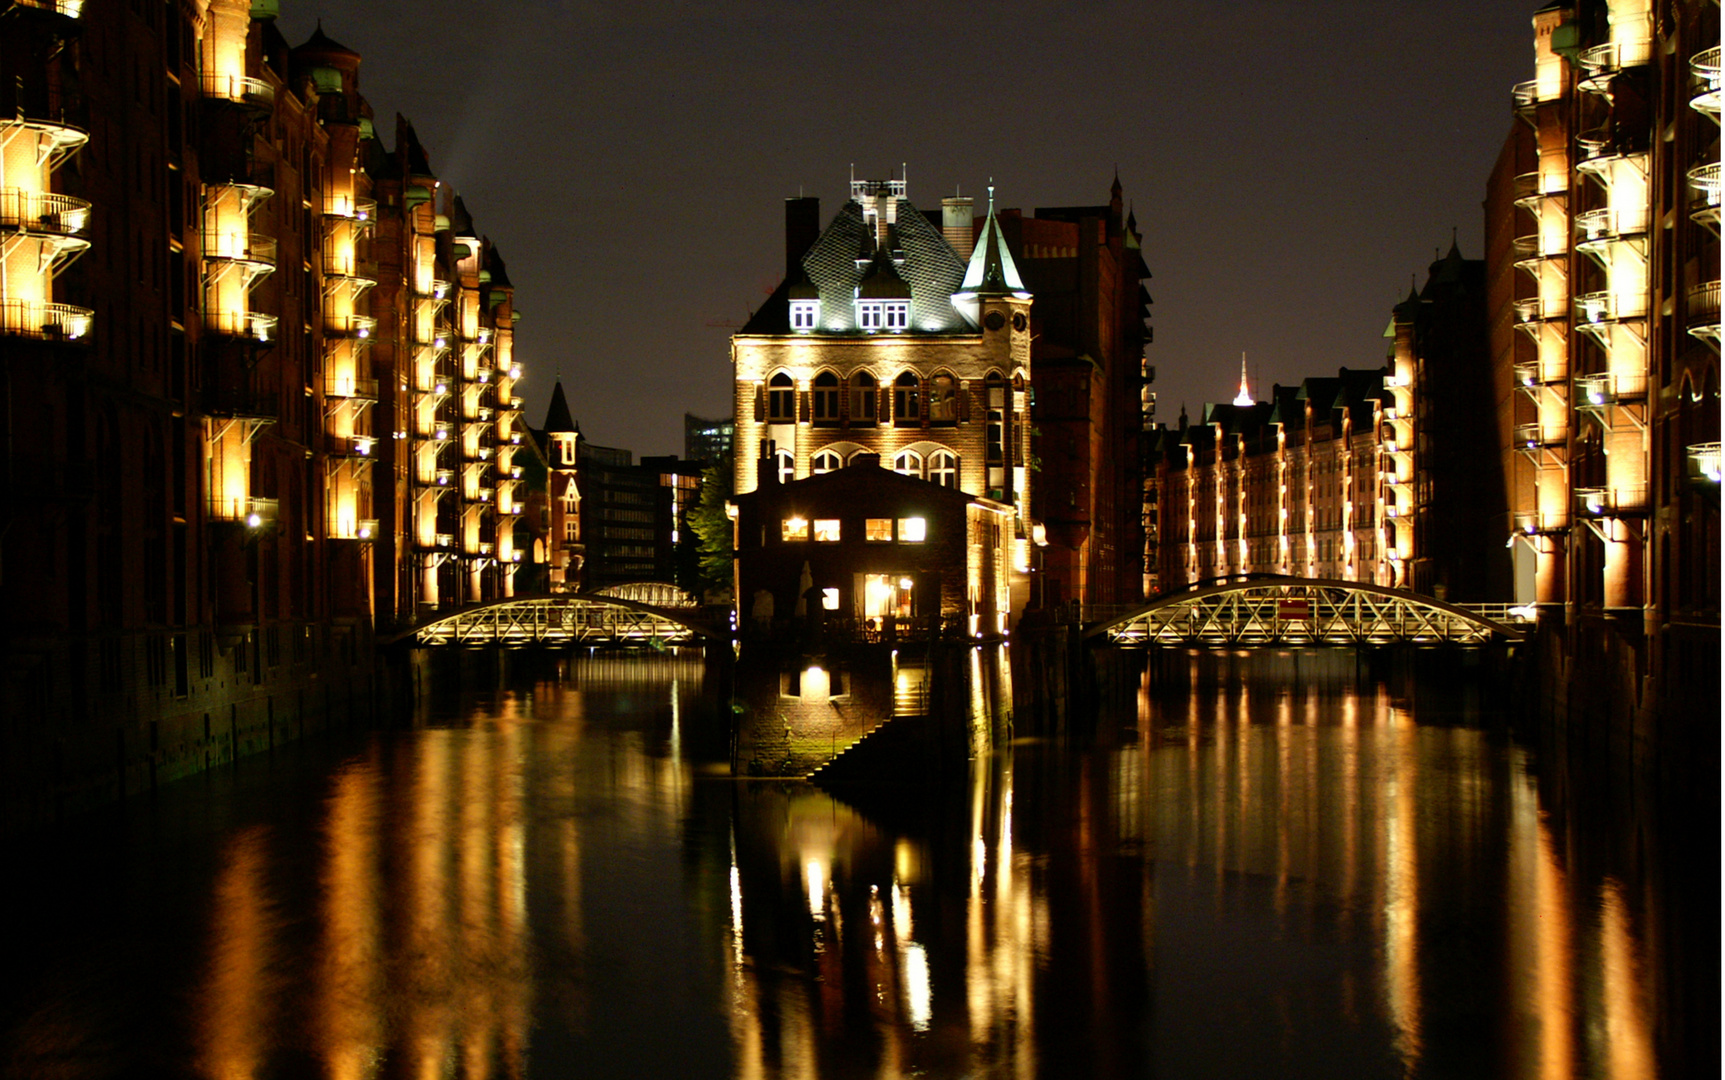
[684,414,735,469]
[540,382,583,591]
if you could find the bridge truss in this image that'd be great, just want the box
[399,591,723,648]
[1086,577,1528,647]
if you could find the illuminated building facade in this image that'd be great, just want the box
[1490,0,1718,733]
[731,177,1037,616]
[539,380,583,591]
[0,1,531,830]
[1145,370,1394,591]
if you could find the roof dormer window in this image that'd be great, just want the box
[857,300,883,331]
[884,300,909,331]
[790,298,818,332]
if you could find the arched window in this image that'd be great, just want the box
[811,449,842,474]
[768,373,795,422]
[927,372,958,424]
[812,371,840,425]
[775,448,795,485]
[929,450,958,489]
[893,371,921,427]
[893,449,922,478]
[850,371,877,425]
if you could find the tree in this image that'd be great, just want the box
[688,463,734,601]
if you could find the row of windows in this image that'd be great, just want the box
[771,448,962,487]
[765,371,1013,427]
[790,298,910,333]
[781,516,927,543]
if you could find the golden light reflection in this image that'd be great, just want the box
[196,826,277,1080]
[1598,878,1655,1079]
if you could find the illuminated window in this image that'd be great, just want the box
[927,373,957,423]
[790,298,818,331]
[850,371,877,424]
[812,371,839,424]
[898,517,926,542]
[812,519,841,542]
[811,450,841,474]
[857,300,883,330]
[866,518,892,541]
[884,300,909,330]
[821,587,840,611]
[775,449,795,485]
[929,451,958,489]
[782,516,809,541]
[893,450,922,478]
[768,373,795,422]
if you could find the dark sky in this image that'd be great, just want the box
[279,1,1533,458]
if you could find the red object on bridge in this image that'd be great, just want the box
[1278,599,1311,620]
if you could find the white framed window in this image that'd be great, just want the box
[790,299,819,331]
[929,451,958,489]
[811,450,842,474]
[857,300,883,331]
[893,450,922,478]
[884,300,910,331]
[775,449,795,485]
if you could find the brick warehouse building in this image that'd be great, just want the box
[0,1,532,831]
[730,173,1151,618]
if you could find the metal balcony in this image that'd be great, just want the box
[477,487,495,504]
[0,298,92,341]
[1575,205,1648,241]
[1575,371,1647,409]
[1688,442,1721,484]
[327,434,377,458]
[208,494,279,528]
[323,193,377,221]
[1690,163,1721,233]
[1513,360,1562,394]
[1511,80,1540,121]
[205,310,276,342]
[0,188,92,241]
[0,112,88,174]
[1693,46,1721,118]
[205,231,276,270]
[1574,290,1648,325]
[201,71,274,111]
[1514,510,1570,536]
[326,313,377,338]
[324,375,379,401]
[1514,422,1567,449]
[1575,484,1648,517]
[1688,280,1721,346]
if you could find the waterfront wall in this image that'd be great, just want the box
[1,621,378,835]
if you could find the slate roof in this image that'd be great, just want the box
[746,197,970,335]
[543,381,577,434]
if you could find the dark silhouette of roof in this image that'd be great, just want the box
[543,381,578,434]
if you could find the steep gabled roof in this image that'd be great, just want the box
[957,187,1029,300]
[778,197,969,334]
[543,381,577,435]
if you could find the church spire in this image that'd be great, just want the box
[1232,354,1254,407]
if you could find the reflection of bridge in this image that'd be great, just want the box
[389,584,728,647]
[1083,576,1530,647]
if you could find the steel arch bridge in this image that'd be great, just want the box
[1084,576,1529,647]
[387,587,728,648]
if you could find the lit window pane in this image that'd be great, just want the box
[821,587,840,611]
[899,517,926,542]
[813,519,841,542]
[782,517,809,541]
[866,518,892,541]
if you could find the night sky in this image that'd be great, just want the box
[278,2,1534,458]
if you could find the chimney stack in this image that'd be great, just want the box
[785,197,820,279]
[942,196,975,260]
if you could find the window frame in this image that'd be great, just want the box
[767,373,795,422]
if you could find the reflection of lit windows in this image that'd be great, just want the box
[866,518,892,541]
[790,298,819,331]
[768,373,795,421]
[811,450,841,474]
[899,517,926,542]
[821,587,840,610]
[929,451,958,489]
[884,300,909,331]
[782,516,809,541]
[813,519,841,542]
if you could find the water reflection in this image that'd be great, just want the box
[0,649,1701,1079]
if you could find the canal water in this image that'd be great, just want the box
[0,648,1713,1078]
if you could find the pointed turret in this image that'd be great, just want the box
[1232,354,1254,407]
[544,380,577,434]
[956,184,1029,300]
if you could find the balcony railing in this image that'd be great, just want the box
[12,0,84,17]
[1575,484,1648,516]
[1688,442,1721,483]
[0,188,92,238]
[1689,280,1722,343]
[1514,297,1564,323]
[1514,361,1557,389]
[1515,422,1567,448]
[203,383,277,419]
[1692,46,1721,115]
[205,310,277,342]
[0,298,91,340]
[327,435,377,458]
[324,375,379,400]
[205,232,277,268]
[325,313,377,337]
[1580,39,1653,74]
[1514,510,1570,535]
[208,494,279,527]
[1575,206,1649,240]
[201,72,275,110]
[323,193,377,221]
[1574,290,1649,324]
[1575,371,1647,407]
